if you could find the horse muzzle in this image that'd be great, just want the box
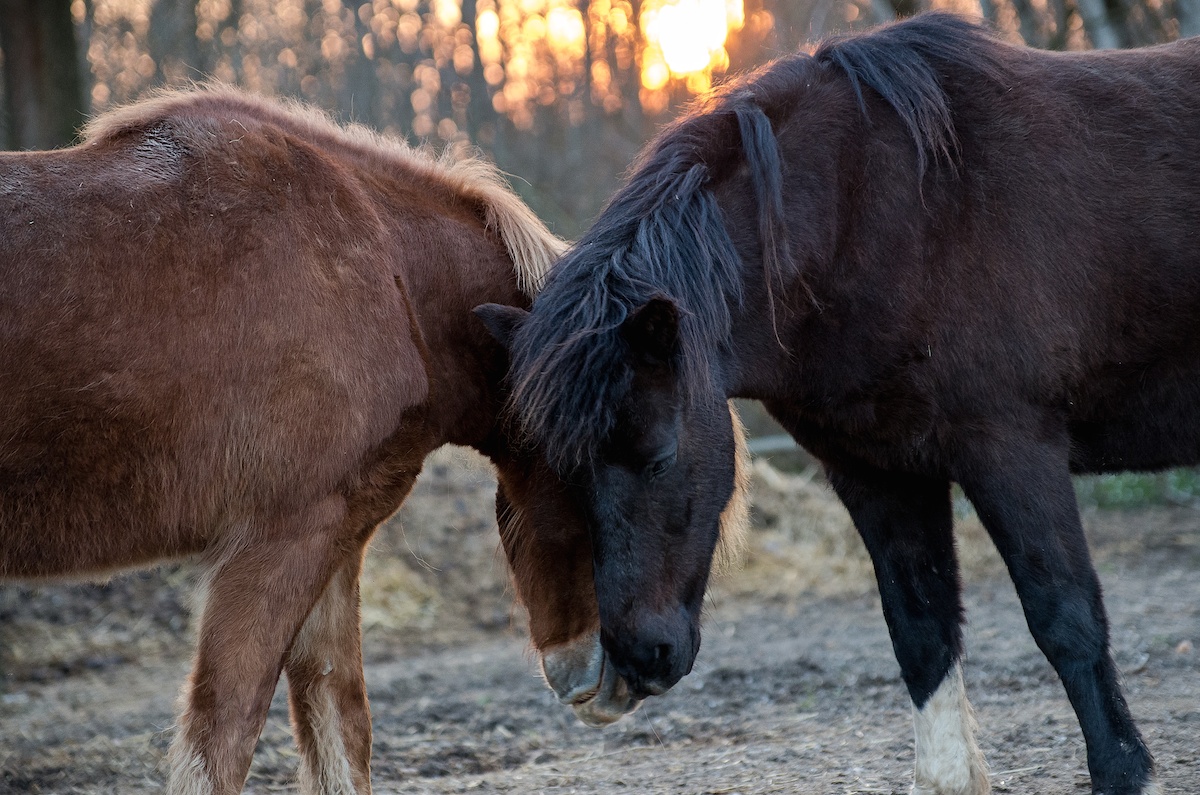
[540,632,641,727]
[598,605,699,700]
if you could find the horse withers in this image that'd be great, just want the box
[484,14,1200,795]
[0,87,752,795]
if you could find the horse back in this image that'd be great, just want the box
[947,41,1200,470]
[763,31,1200,475]
[0,106,430,577]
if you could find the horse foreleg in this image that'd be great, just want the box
[827,466,989,795]
[167,497,348,795]
[285,551,372,795]
[957,433,1155,795]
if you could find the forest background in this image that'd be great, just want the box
[3,0,1200,236]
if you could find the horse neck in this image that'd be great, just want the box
[376,184,528,452]
[715,98,853,404]
[720,274,802,401]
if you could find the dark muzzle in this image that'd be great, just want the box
[599,606,699,699]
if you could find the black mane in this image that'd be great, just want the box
[506,94,781,468]
[815,13,1006,176]
[508,13,1008,467]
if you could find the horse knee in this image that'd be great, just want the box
[166,737,218,795]
[168,682,278,795]
[1022,590,1106,664]
[288,654,372,795]
[294,693,370,795]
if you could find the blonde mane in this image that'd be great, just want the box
[435,153,567,296]
[713,402,751,576]
[82,84,565,298]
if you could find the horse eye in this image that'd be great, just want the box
[647,452,676,480]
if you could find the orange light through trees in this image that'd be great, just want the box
[639,0,743,92]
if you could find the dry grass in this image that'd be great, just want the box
[358,446,516,642]
[719,459,1006,601]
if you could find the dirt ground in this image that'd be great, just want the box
[1,450,1197,795]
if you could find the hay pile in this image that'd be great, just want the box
[358,446,518,646]
[721,459,1004,601]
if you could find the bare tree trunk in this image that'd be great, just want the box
[0,0,86,149]
[1075,0,1124,46]
[1011,0,1047,46]
[887,0,923,17]
[977,0,999,26]
[870,0,897,24]
[460,0,491,145]
[343,0,377,124]
[1178,0,1200,36]
[1046,0,1071,49]
[148,0,204,85]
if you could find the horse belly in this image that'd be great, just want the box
[1068,365,1200,473]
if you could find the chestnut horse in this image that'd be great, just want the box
[0,86,750,794]
[483,13,1200,795]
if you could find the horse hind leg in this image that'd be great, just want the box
[826,465,989,795]
[284,552,372,795]
[167,497,350,795]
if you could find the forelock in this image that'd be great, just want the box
[505,67,806,468]
[507,159,741,469]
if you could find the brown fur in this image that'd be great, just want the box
[0,86,570,794]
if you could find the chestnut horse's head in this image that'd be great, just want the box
[487,449,631,727]
[477,297,750,707]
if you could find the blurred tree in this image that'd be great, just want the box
[1177,0,1200,35]
[0,0,86,148]
[148,0,205,84]
[2,0,1198,188]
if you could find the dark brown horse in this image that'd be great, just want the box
[0,85,751,795]
[482,13,1200,795]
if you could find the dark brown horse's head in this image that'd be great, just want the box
[473,92,785,706]
[477,299,749,704]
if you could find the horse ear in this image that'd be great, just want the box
[621,297,680,362]
[473,304,529,349]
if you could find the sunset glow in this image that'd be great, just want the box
[85,0,764,135]
[642,0,739,74]
[639,0,743,90]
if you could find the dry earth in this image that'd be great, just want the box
[2,449,1197,795]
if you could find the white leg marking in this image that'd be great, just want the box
[165,738,215,795]
[297,685,361,795]
[912,664,989,795]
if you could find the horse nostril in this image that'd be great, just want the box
[653,643,671,664]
